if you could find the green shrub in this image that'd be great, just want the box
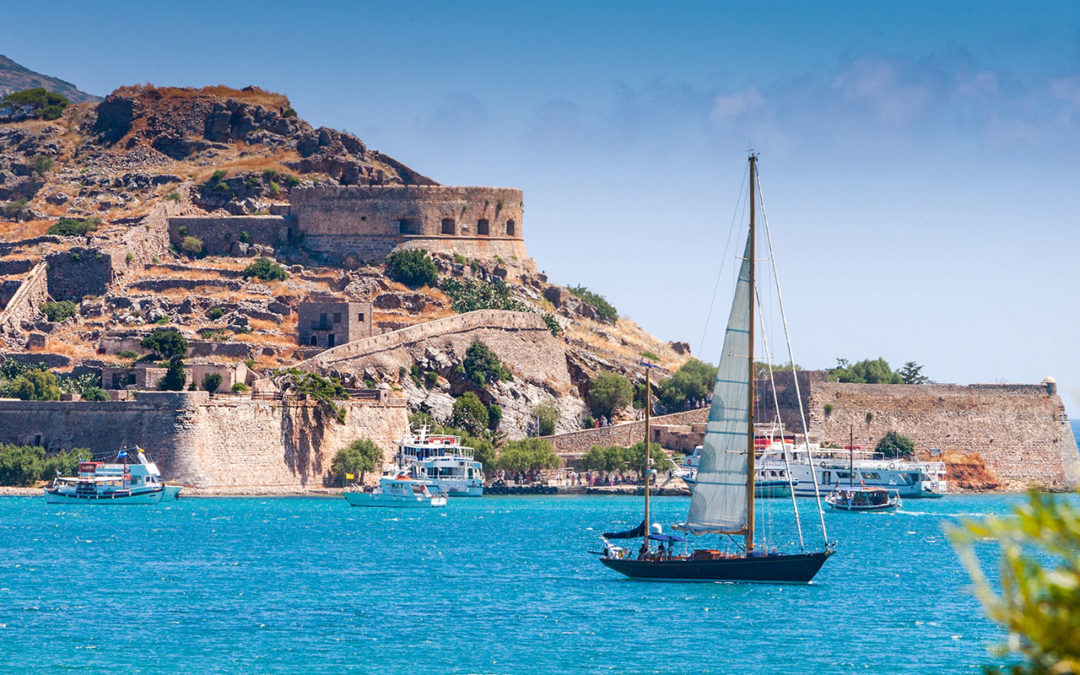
[462,341,512,388]
[829,357,903,384]
[32,155,53,175]
[210,169,227,183]
[242,258,287,281]
[268,181,281,196]
[153,316,169,325]
[453,253,467,265]
[41,300,77,322]
[641,351,660,362]
[1,88,70,120]
[2,198,28,218]
[567,285,618,322]
[386,249,438,288]
[824,403,834,417]
[118,351,138,360]
[581,441,669,474]
[533,402,559,436]
[439,277,526,313]
[178,225,189,236]
[212,182,230,193]
[542,312,562,336]
[202,373,223,393]
[239,231,250,243]
[231,382,249,393]
[273,368,349,423]
[8,369,62,401]
[48,217,100,237]
[81,387,108,402]
[587,371,633,419]
[487,402,502,430]
[283,108,298,118]
[141,328,188,360]
[0,444,45,486]
[158,358,186,391]
[125,252,134,263]
[875,431,915,458]
[284,174,301,188]
[180,236,203,256]
[424,370,439,388]
[451,392,489,435]
[409,364,422,386]
[165,191,181,201]
[331,438,383,484]
[208,307,225,320]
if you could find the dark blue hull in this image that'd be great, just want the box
[600,550,832,583]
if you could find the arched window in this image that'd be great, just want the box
[441,218,456,235]
[477,219,490,236]
[505,219,516,236]
[398,218,421,235]
[310,335,318,346]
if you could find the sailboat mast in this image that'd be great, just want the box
[643,366,651,537]
[745,154,757,554]
[849,424,854,487]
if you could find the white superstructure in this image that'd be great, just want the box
[395,426,484,497]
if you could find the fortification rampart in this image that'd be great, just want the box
[168,215,289,256]
[0,392,409,489]
[808,381,1080,490]
[0,262,47,336]
[542,408,710,456]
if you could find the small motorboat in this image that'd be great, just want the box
[825,486,901,512]
[343,475,447,508]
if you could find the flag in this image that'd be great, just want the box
[118,450,127,458]
[345,473,355,480]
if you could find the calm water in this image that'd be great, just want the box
[0,494,1026,673]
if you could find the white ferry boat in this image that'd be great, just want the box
[343,475,447,508]
[683,438,947,498]
[44,447,182,504]
[395,426,484,497]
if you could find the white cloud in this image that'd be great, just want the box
[709,85,765,124]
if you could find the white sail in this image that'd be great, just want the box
[685,234,752,534]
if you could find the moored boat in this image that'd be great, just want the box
[44,446,182,504]
[343,475,448,508]
[825,486,901,511]
[395,426,484,497]
[597,155,835,583]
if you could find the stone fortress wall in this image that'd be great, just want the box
[168,185,533,267]
[0,391,409,490]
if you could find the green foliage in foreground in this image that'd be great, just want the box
[875,430,915,458]
[567,285,618,322]
[331,438,383,484]
[48,216,101,237]
[41,300,77,322]
[492,438,560,473]
[242,257,288,281]
[439,276,525,314]
[581,441,672,474]
[949,491,1080,673]
[1,88,70,120]
[0,445,88,486]
[386,249,438,289]
[658,358,717,414]
[587,371,633,419]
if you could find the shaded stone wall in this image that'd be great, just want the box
[542,408,710,456]
[168,215,289,255]
[808,381,1080,490]
[0,262,47,336]
[0,392,409,489]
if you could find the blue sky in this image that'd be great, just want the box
[5,1,1080,412]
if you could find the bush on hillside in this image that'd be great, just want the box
[657,358,717,413]
[451,392,489,436]
[242,257,288,281]
[438,277,527,314]
[180,235,204,256]
[158,358,186,391]
[875,431,915,459]
[567,285,618,323]
[0,445,89,486]
[533,402,559,436]
[587,372,633,419]
[829,357,902,384]
[141,328,188,360]
[202,373,222,393]
[462,341,512,388]
[0,88,70,120]
[386,249,438,288]
[41,300,77,322]
[8,369,61,401]
[48,217,100,237]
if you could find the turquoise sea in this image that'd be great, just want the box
[0,494,1032,673]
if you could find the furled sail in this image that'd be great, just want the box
[685,234,752,534]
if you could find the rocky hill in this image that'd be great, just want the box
[0,83,690,439]
[0,55,99,103]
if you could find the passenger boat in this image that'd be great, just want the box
[395,426,484,497]
[825,486,901,511]
[682,445,792,498]
[343,475,447,508]
[597,155,835,583]
[44,446,182,504]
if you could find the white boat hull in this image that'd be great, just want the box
[761,460,946,498]
[343,491,447,508]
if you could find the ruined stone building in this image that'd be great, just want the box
[297,299,374,348]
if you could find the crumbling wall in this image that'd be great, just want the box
[168,215,289,255]
[0,262,47,336]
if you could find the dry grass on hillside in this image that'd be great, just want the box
[0,219,53,241]
[112,84,291,110]
[190,150,301,183]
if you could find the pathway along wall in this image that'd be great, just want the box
[0,392,408,490]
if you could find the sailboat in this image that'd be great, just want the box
[598,154,835,582]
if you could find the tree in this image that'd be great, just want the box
[829,357,902,384]
[41,301,77,322]
[462,341,512,388]
[898,361,928,384]
[658,359,717,413]
[949,491,1080,673]
[141,328,188,360]
[331,439,384,485]
[10,370,61,401]
[81,387,109,402]
[587,372,633,419]
[202,373,223,393]
[159,358,187,391]
[533,402,559,436]
[494,438,561,473]
[624,441,673,474]
[451,392,489,435]
[385,249,438,288]
[241,257,288,281]
[875,430,915,458]
[0,88,70,120]
[581,445,628,473]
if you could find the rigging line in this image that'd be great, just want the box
[755,286,805,551]
[756,168,829,545]
[697,164,749,358]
